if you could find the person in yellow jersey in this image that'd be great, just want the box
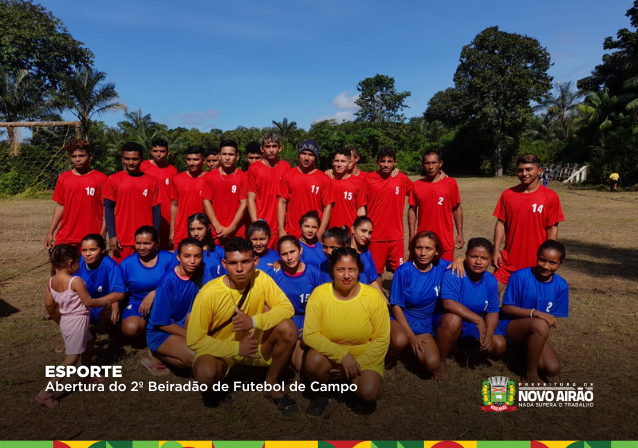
[186,237,298,414]
[609,172,620,192]
[303,247,390,417]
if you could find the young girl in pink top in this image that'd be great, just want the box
[36,244,111,408]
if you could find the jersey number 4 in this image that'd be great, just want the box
[532,203,544,213]
[142,189,148,197]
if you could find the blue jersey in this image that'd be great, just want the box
[256,249,280,278]
[441,269,500,339]
[502,268,569,318]
[204,246,226,278]
[272,264,323,316]
[389,259,451,335]
[320,259,369,284]
[300,241,325,269]
[146,265,214,352]
[359,249,380,284]
[120,250,176,303]
[78,255,125,299]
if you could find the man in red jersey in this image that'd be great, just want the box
[205,148,221,171]
[103,142,161,263]
[140,138,178,250]
[202,140,249,246]
[408,149,464,261]
[169,146,207,249]
[329,147,366,228]
[493,153,565,293]
[245,141,263,167]
[247,133,291,249]
[277,139,335,239]
[45,139,107,249]
[366,148,413,275]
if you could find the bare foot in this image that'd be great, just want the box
[521,373,545,385]
[432,365,451,383]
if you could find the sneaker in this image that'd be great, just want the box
[306,393,332,418]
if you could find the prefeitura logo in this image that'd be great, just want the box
[481,376,517,412]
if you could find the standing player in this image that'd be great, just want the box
[205,148,221,171]
[408,149,464,261]
[45,139,107,249]
[609,172,620,192]
[140,139,178,251]
[247,133,291,249]
[365,148,413,276]
[245,142,263,167]
[170,146,207,249]
[103,142,161,263]
[493,154,565,293]
[329,147,366,228]
[202,140,249,245]
[277,139,335,239]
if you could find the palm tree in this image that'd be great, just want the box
[118,108,158,150]
[535,81,583,140]
[54,68,127,139]
[524,114,559,143]
[271,118,298,141]
[577,88,625,148]
[0,69,54,155]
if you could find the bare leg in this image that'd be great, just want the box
[304,348,335,383]
[433,314,462,381]
[486,335,508,356]
[352,370,384,402]
[506,318,551,383]
[291,339,305,373]
[154,335,195,369]
[538,340,561,378]
[386,320,409,371]
[121,316,146,339]
[192,354,227,388]
[260,319,297,399]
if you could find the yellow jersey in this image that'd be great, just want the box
[610,173,620,181]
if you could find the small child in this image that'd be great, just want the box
[37,244,111,408]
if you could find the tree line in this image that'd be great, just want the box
[1,0,637,192]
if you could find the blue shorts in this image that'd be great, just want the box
[497,320,513,345]
[292,314,305,340]
[433,313,506,340]
[391,312,434,336]
[146,329,170,353]
[89,307,104,325]
[122,299,144,320]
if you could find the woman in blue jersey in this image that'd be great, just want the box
[145,238,213,372]
[78,234,125,327]
[247,220,280,277]
[434,237,507,381]
[187,213,225,279]
[350,217,382,290]
[387,231,464,380]
[272,236,323,371]
[298,210,324,269]
[120,226,176,340]
[499,240,568,384]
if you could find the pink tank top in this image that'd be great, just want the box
[49,277,90,317]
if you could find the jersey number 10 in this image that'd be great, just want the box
[85,187,95,196]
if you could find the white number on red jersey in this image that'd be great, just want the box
[438,197,444,205]
[165,178,169,185]
[343,191,353,200]
[85,187,95,196]
[311,185,320,194]
[231,185,237,193]
[532,203,544,213]
[395,186,400,195]
[142,189,148,197]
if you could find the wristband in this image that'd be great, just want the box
[530,308,536,318]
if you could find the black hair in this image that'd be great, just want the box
[49,244,81,270]
[245,142,262,155]
[81,233,106,251]
[352,216,373,230]
[409,231,443,264]
[121,142,144,158]
[348,146,360,159]
[135,225,159,243]
[299,210,321,228]
[322,226,351,247]
[377,147,396,161]
[186,145,206,156]
[177,237,204,254]
[219,139,238,153]
[328,247,364,280]
[423,149,442,163]
[278,235,301,253]
[334,147,352,159]
[538,240,566,261]
[517,153,542,168]
[247,220,271,239]
[177,238,206,288]
[151,138,169,150]
[207,148,221,156]
[466,237,494,255]
[187,213,216,251]
[224,237,254,258]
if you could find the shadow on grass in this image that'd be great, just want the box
[0,298,19,318]
[561,238,638,283]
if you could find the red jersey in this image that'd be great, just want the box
[102,171,160,246]
[247,160,291,235]
[329,175,367,228]
[202,169,249,239]
[277,168,335,238]
[140,160,178,223]
[171,172,207,245]
[409,177,461,253]
[493,185,565,270]
[366,171,413,241]
[52,170,108,244]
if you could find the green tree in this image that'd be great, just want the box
[0,0,94,90]
[535,81,583,140]
[524,114,558,143]
[423,88,463,128]
[354,74,411,123]
[577,88,625,149]
[118,108,163,151]
[54,68,127,139]
[271,118,298,141]
[453,26,552,175]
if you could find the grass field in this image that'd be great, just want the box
[1,177,637,441]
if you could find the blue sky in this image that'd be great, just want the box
[41,0,633,131]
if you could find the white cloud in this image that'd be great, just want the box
[333,91,360,111]
[311,110,357,124]
[163,109,220,128]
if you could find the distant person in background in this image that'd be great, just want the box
[45,139,107,250]
[170,146,207,249]
[103,142,161,263]
[140,138,178,251]
[245,141,263,166]
[329,147,367,228]
[542,173,549,187]
[610,172,620,192]
[205,148,221,171]
[492,154,565,294]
